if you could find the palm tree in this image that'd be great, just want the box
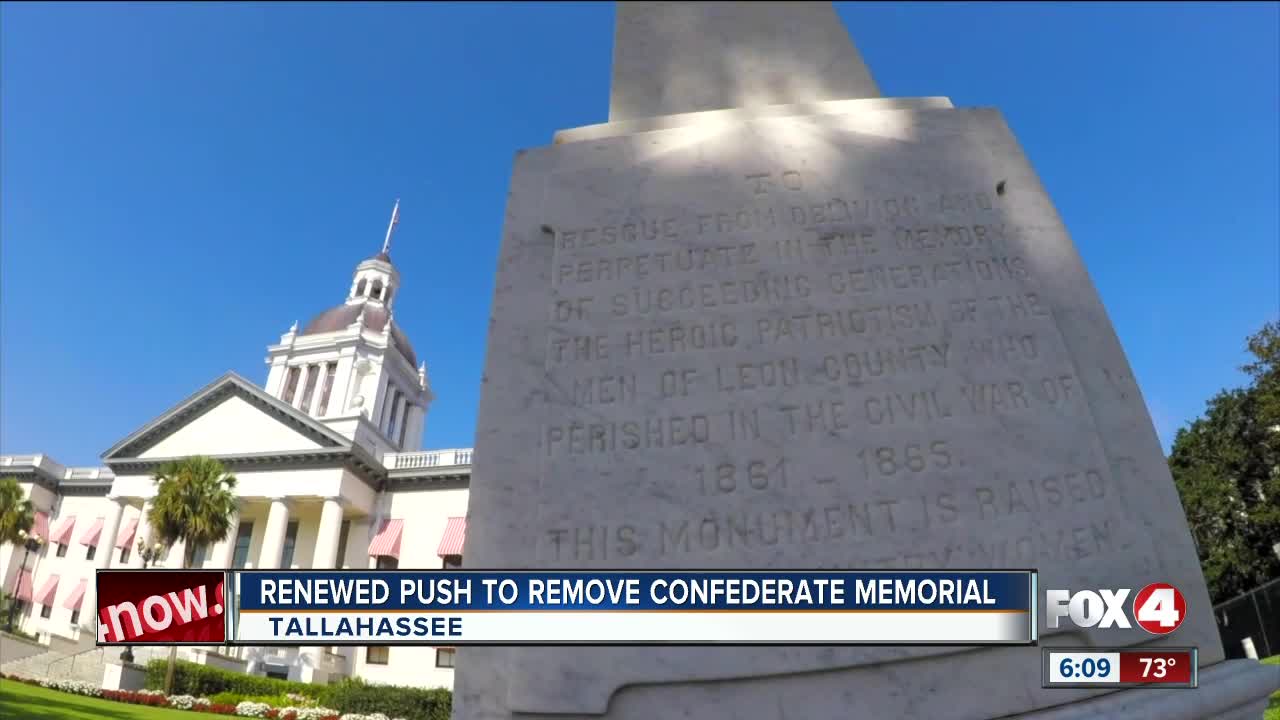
[1,476,35,629]
[148,456,238,694]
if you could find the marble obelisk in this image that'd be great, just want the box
[609,1,880,121]
[454,3,1280,718]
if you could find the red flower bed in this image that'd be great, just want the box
[100,689,168,707]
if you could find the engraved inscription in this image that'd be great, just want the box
[556,218,680,249]
[609,273,813,318]
[819,343,951,385]
[856,441,953,479]
[533,169,1122,590]
[694,459,790,496]
[574,375,637,406]
[754,303,939,345]
[556,244,760,286]
[624,321,740,357]
[544,415,711,457]
[820,518,1125,570]
[714,358,800,394]
[862,390,953,426]
[542,465,1115,563]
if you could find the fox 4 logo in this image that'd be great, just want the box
[1046,582,1186,635]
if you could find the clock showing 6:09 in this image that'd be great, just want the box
[1042,647,1197,689]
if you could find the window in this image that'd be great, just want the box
[366,646,390,665]
[55,543,67,558]
[316,363,337,416]
[265,666,290,680]
[382,388,395,434]
[442,555,462,569]
[376,555,398,570]
[232,523,254,569]
[371,279,384,301]
[119,546,131,564]
[435,648,456,668]
[70,608,80,625]
[85,545,96,561]
[380,384,398,433]
[397,402,411,447]
[386,391,404,441]
[298,364,319,412]
[280,521,300,569]
[190,543,207,568]
[356,278,367,297]
[334,520,351,569]
[12,600,27,618]
[282,367,302,404]
[40,605,51,619]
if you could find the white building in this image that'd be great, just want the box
[0,204,471,690]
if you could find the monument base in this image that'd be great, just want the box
[1016,660,1279,720]
[459,3,1280,718]
[102,660,147,691]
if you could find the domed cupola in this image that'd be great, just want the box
[263,200,433,456]
[347,200,401,309]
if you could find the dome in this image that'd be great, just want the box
[364,251,393,264]
[300,301,418,367]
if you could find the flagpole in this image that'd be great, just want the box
[382,199,400,255]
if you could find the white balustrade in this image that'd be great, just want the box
[384,448,474,470]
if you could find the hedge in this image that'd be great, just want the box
[144,660,323,700]
[320,678,451,720]
[143,661,451,720]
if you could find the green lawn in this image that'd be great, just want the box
[0,680,201,720]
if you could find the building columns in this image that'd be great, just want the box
[213,508,242,569]
[301,497,345,683]
[257,498,290,570]
[98,498,126,571]
[79,496,127,631]
[311,498,344,570]
[128,500,154,568]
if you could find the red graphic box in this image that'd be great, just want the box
[96,569,227,644]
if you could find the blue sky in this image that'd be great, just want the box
[2,2,1276,466]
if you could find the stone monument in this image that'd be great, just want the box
[456,3,1280,718]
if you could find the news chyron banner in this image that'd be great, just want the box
[95,569,1036,646]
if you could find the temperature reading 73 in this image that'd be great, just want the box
[1139,656,1176,678]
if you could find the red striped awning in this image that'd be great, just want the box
[79,517,105,547]
[34,574,59,606]
[32,511,49,542]
[13,569,33,602]
[63,578,88,610]
[115,517,138,549]
[436,517,466,557]
[368,519,403,558]
[50,516,76,545]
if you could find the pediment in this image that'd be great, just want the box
[103,372,351,462]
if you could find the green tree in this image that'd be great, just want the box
[1169,321,1280,604]
[0,476,36,633]
[148,456,238,694]
[0,476,35,546]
